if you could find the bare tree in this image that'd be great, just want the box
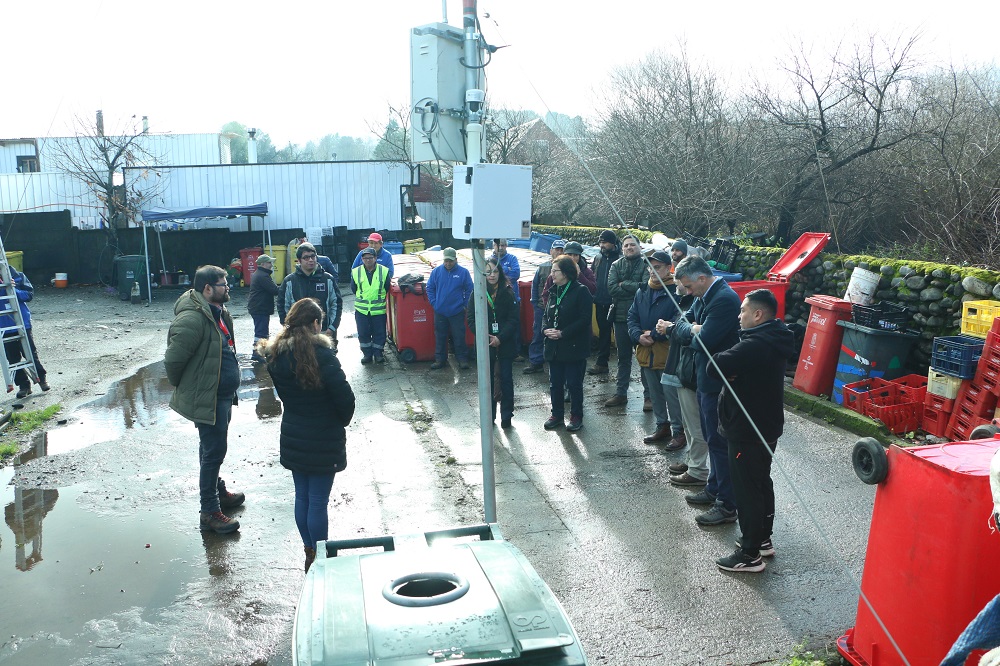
[49,111,165,244]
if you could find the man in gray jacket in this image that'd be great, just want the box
[165,265,245,535]
[605,235,648,406]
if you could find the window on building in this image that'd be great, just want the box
[16,156,39,173]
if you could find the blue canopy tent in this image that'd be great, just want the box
[137,203,269,303]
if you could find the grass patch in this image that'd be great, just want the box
[9,404,62,432]
[0,441,18,459]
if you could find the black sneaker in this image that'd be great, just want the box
[684,489,717,506]
[15,386,31,399]
[695,504,738,526]
[735,538,775,557]
[716,548,765,573]
[566,417,583,432]
[361,356,373,365]
[430,361,446,370]
[543,416,563,430]
[523,364,544,374]
[39,380,51,392]
[587,365,609,375]
[374,356,385,364]
[200,511,240,534]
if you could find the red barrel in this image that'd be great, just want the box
[238,247,263,286]
[793,296,854,396]
[838,440,1000,665]
[388,281,435,363]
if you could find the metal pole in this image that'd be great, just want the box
[141,222,152,305]
[462,0,496,523]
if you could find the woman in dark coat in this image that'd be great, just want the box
[543,254,594,432]
[467,257,520,428]
[260,298,356,572]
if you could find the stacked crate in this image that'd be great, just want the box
[942,313,1000,440]
[843,374,928,434]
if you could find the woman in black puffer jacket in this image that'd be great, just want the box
[467,257,520,428]
[260,298,356,572]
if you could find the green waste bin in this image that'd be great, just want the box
[114,255,149,301]
[832,320,919,405]
[294,524,587,665]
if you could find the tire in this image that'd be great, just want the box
[969,424,1000,440]
[852,437,888,485]
[399,348,416,364]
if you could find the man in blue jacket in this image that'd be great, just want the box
[426,247,473,370]
[1,268,50,398]
[351,232,394,280]
[667,255,741,526]
[492,239,520,302]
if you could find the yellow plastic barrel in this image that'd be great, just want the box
[265,245,287,281]
[403,238,425,254]
[6,251,23,272]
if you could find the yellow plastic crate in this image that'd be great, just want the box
[403,239,425,254]
[961,300,1000,339]
[927,368,962,399]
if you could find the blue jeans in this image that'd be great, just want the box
[698,390,735,511]
[291,470,336,549]
[251,313,270,341]
[196,395,233,514]
[528,304,545,366]
[549,359,585,420]
[355,312,387,358]
[434,311,469,362]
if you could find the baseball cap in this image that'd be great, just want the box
[563,241,584,255]
[255,254,274,266]
[551,239,566,250]
[368,232,383,242]
[361,247,376,257]
[649,250,672,265]
[443,247,457,260]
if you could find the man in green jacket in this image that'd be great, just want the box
[165,265,245,534]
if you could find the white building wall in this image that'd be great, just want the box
[135,162,414,232]
[0,141,39,174]
[0,172,104,228]
[35,133,224,171]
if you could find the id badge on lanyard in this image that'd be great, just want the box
[491,322,499,334]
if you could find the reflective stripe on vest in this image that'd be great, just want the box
[353,265,388,315]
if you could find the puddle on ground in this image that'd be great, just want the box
[0,357,295,666]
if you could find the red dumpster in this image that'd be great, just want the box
[793,296,854,396]
[238,247,263,286]
[387,280,435,363]
[730,232,831,320]
[837,439,1000,666]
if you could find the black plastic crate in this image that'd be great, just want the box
[710,240,742,272]
[852,302,909,331]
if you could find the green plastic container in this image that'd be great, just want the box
[293,524,586,665]
[114,255,148,301]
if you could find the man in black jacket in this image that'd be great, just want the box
[247,254,279,361]
[589,229,620,375]
[277,243,342,340]
[710,289,794,573]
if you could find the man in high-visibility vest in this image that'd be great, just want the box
[351,247,390,364]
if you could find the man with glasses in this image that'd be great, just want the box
[278,242,342,343]
[351,232,394,280]
[165,265,244,535]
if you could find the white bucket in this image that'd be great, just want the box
[845,268,879,305]
[54,272,68,288]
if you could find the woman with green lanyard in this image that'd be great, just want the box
[467,257,520,428]
[543,254,594,432]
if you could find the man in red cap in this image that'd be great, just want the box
[351,232,394,280]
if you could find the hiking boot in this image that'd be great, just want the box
[523,364,544,374]
[200,511,240,534]
[643,425,671,444]
[361,356,372,364]
[39,379,51,392]
[695,504,738,526]
[684,489,717,506]
[668,462,688,475]
[670,472,706,487]
[15,386,31,399]
[566,417,583,432]
[716,548,765,573]
[430,361,446,370]
[642,398,653,412]
[666,432,687,450]
[458,361,471,370]
[735,538,775,557]
[604,394,627,407]
[217,479,245,508]
[587,364,609,375]
[374,356,385,364]
[500,419,513,429]
[543,416,564,430]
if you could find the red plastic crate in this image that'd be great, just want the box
[843,378,877,414]
[921,405,950,437]
[868,401,921,434]
[924,393,955,411]
[992,316,1000,337]
[946,410,991,441]
[961,382,998,417]
[888,373,928,404]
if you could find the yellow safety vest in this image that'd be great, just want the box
[353,265,388,316]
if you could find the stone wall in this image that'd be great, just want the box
[733,248,1000,368]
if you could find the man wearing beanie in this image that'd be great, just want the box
[671,240,689,267]
[589,229,621,375]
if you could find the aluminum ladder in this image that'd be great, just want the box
[0,241,38,395]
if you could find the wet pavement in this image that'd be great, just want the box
[0,296,878,665]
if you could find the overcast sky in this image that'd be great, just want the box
[5,0,998,147]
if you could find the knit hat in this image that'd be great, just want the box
[443,247,457,260]
[255,254,274,266]
[563,241,584,255]
[599,229,618,245]
[671,239,688,254]
[368,232,383,242]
